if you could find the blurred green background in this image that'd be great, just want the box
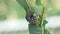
[0,0,60,19]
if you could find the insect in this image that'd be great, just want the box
[25,9,39,24]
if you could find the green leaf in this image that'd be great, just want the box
[44,29,50,34]
[35,0,44,6]
[16,0,29,10]
[29,22,50,34]
[35,0,41,5]
[43,19,48,27]
[29,24,42,34]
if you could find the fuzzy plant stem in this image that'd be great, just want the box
[40,7,45,34]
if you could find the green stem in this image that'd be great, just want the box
[40,7,45,34]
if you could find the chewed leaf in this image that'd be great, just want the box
[16,0,29,10]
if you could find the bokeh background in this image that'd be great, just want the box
[0,0,29,34]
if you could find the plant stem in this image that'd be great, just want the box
[40,7,45,34]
